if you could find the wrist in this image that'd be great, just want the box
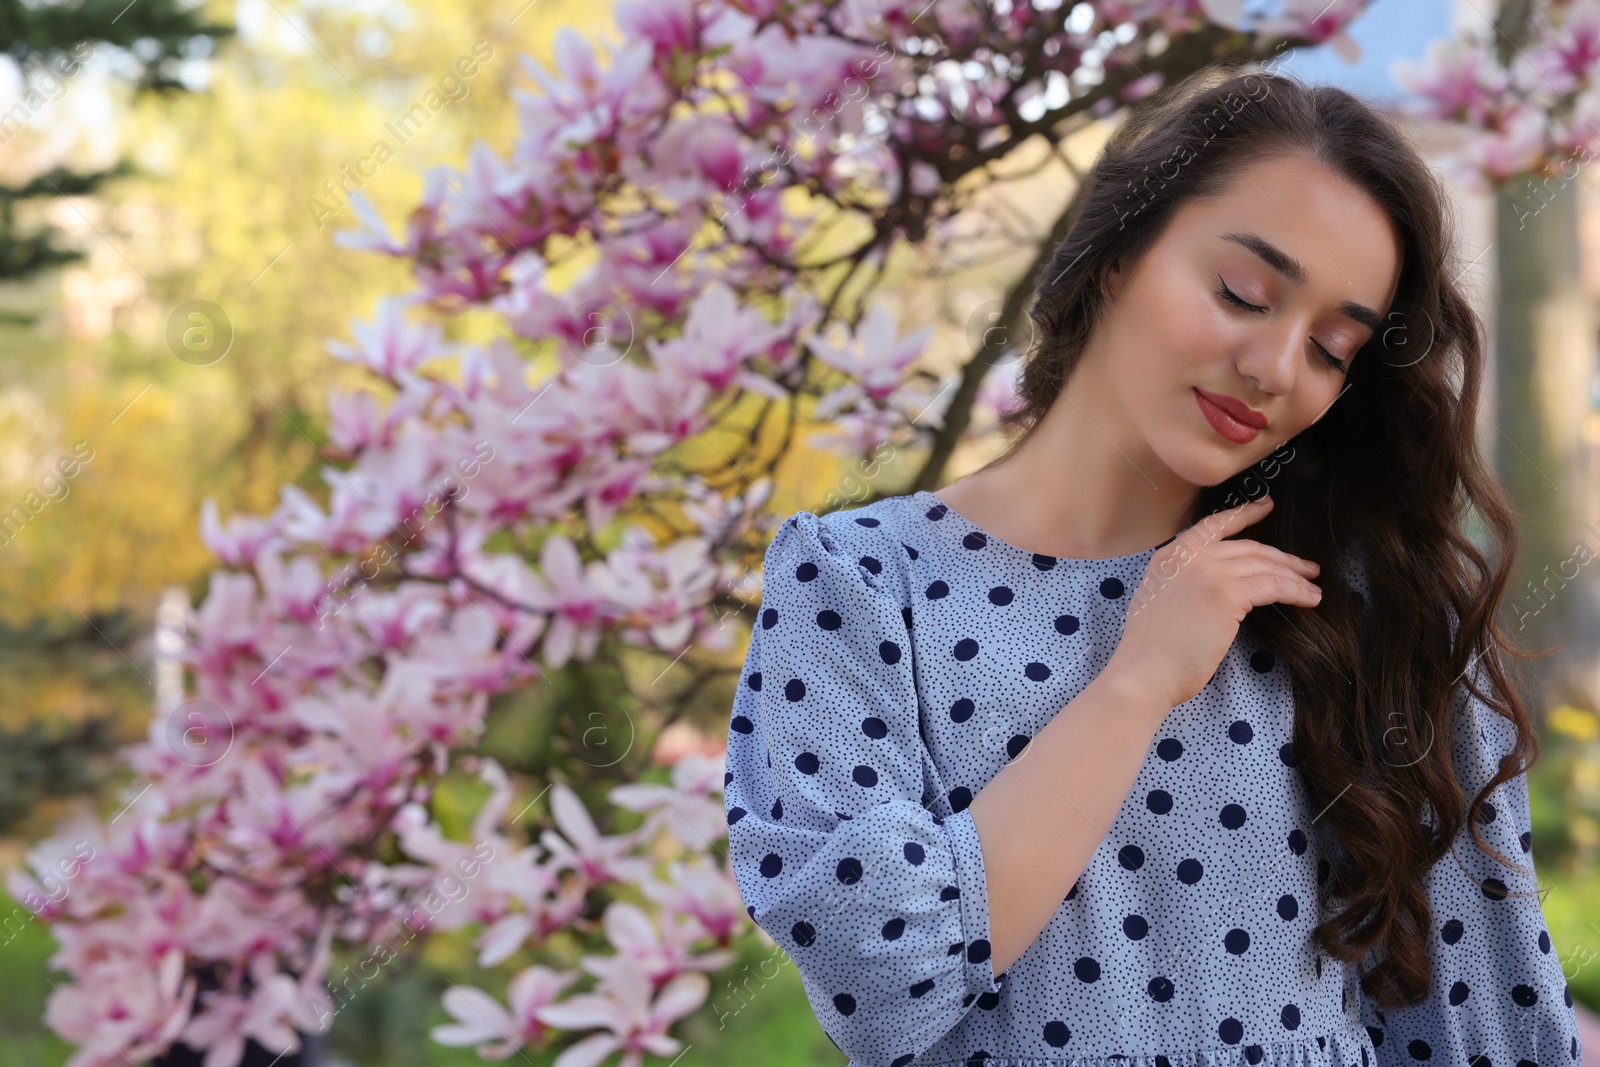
[1096,655,1174,723]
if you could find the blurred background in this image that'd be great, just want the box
[5,0,1600,1064]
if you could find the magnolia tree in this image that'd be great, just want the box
[11,1,1600,1065]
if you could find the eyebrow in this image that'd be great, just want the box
[1218,231,1383,332]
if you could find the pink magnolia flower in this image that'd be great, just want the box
[608,750,728,850]
[431,965,581,1060]
[639,856,746,946]
[808,303,935,415]
[578,900,734,991]
[331,188,406,256]
[1516,0,1600,98]
[533,966,709,1067]
[177,960,308,1067]
[645,114,747,205]
[513,30,662,175]
[523,535,607,667]
[539,783,654,887]
[199,501,282,570]
[591,528,717,651]
[1477,102,1551,181]
[325,389,383,454]
[47,950,195,1067]
[612,0,699,67]
[255,549,328,626]
[325,296,452,380]
[1394,39,1508,126]
[350,585,446,652]
[187,571,261,675]
[646,281,789,394]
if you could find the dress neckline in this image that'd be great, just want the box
[910,490,1174,567]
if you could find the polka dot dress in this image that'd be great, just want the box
[723,491,1582,1067]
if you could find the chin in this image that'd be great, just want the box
[1156,435,1255,491]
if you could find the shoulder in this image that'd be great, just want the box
[765,493,922,608]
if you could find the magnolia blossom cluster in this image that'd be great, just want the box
[1395,0,1600,187]
[8,2,1408,1066]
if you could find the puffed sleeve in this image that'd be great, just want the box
[723,509,1001,1067]
[1358,654,1583,1067]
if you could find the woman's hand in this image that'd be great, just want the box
[1104,495,1321,711]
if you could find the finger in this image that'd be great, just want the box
[1175,495,1273,552]
[1210,539,1321,576]
[1225,558,1323,609]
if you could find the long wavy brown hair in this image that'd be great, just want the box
[990,59,1544,1011]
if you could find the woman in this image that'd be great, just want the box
[723,62,1582,1067]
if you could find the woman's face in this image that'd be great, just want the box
[1093,152,1404,489]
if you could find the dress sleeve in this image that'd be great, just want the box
[723,509,1001,1067]
[1358,655,1583,1067]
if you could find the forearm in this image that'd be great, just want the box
[968,663,1171,975]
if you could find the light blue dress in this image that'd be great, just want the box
[722,491,1582,1067]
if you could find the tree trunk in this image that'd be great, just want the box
[1491,0,1600,706]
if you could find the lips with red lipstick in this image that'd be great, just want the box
[1194,387,1267,444]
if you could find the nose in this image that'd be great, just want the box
[1233,320,1303,397]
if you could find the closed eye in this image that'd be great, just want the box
[1215,276,1348,374]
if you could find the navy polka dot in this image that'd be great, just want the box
[723,494,1577,1066]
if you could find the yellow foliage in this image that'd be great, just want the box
[0,0,601,743]
[1549,703,1600,742]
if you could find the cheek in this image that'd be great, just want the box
[1291,380,1344,431]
